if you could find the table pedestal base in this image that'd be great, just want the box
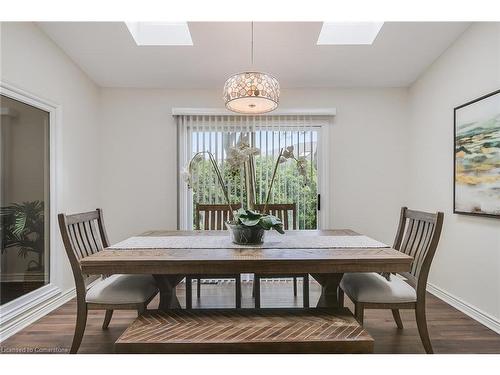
[311,273,344,308]
[152,273,344,310]
[153,275,184,310]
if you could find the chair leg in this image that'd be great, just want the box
[70,303,88,354]
[338,287,345,308]
[293,277,298,296]
[252,275,256,297]
[137,303,146,316]
[416,304,433,354]
[254,275,261,308]
[392,309,404,329]
[235,275,241,308]
[196,278,201,299]
[303,275,309,308]
[102,309,113,330]
[185,277,192,309]
[354,302,364,326]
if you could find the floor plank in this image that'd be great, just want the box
[1,280,500,354]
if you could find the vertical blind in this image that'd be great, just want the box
[177,115,329,231]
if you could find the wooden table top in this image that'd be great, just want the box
[80,229,412,275]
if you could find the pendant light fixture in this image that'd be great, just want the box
[223,22,280,114]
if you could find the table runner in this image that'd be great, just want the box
[109,234,388,250]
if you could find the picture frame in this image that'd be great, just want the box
[454,89,500,218]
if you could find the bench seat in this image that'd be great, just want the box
[115,308,374,353]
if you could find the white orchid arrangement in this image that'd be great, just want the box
[280,146,309,181]
[182,136,309,233]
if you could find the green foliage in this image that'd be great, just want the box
[192,156,318,229]
[234,208,284,234]
[1,200,45,270]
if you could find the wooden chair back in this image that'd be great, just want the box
[195,203,242,230]
[392,207,444,293]
[58,209,110,294]
[254,203,297,230]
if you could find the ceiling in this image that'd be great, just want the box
[37,22,470,89]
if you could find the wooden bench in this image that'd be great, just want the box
[115,308,374,354]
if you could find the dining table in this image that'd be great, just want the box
[79,229,413,311]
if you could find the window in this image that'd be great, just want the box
[0,95,50,305]
[317,22,384,45]
[177,114,331,230]
[125,22,193,46]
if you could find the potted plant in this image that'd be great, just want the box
[182,137,308,245]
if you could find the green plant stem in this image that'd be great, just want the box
[208,153,234,218]
[263,148,283,213]
[189,151,235,220]
[245,156,256,210]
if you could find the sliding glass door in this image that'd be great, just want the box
[0,94,50,305]
[178,115,326,230]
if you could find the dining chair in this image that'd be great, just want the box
[253,203,310,308]
[185,203,242,308]
[339,207,444,353]
[58,209,158,353]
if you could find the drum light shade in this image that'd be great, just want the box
[223,72,280,114]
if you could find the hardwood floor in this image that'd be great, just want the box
[2,280,500,354]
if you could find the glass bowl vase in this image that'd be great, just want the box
[226,222,265,245]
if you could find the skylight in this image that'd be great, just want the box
[125,22,193,46]
[317,22,384,45]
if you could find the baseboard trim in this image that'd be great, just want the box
[0,287,75,342]
[427,283,500,334]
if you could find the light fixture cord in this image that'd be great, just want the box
[251,21,254,66]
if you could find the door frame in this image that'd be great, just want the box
[0,81,63,340]
[317,122,331,229]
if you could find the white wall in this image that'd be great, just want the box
[100,88,409,244]
[408,23,500,322]
[1,22,101,293]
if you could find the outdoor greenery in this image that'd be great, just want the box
[191,156,318,229]
[0,200,46,271]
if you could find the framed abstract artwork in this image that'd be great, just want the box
[454,89,500,218]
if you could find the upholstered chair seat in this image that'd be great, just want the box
[340,273,416,304]
[86,275,158,304]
